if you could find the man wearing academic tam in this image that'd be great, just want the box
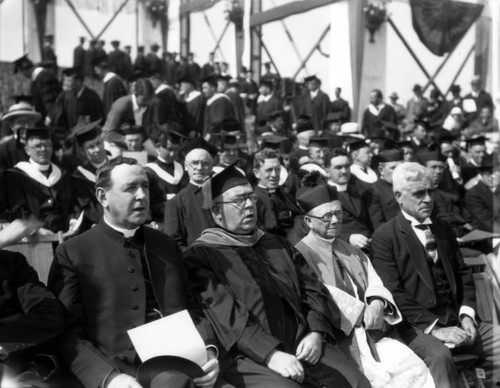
[184,164,370,388]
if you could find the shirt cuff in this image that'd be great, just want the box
[206,345,219,359]
[459,306,477,325]
[424,318,440,334]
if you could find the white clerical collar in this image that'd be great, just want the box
[30,158,50,171]
[258,183,275,193]
[401,210,432,227]
[310,230,336,245]
[132,94,139,111]
[327,180,347,192]
[103,72,116,83]
[32,67,44,81]
[103,216,139,238]
[310,89,319,98]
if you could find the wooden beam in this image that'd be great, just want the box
[95,0,130,40]
[179,0,222,15]
[250,0,338,27]
[250,0,262,78]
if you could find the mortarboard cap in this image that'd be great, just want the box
[111,40,120,47]
[182,137,218,158]
[295,115,314,134]
[465,135,486,150]
[416,148,446,164]
[157,124,188,146]
[397,140,413,149]
[129,69,149,82]
[200,75,217,87]
[324,111,343,123]
[304,75,319,84]
[261,136,291,154]
[210,162,249,199]
[346,138,369,153]
[13,55,33,74]
[378,149,403,163]
[220,117,241,133]
[477,154,494,172]
[25,127,50,140]
[178,75,195,85]
[296,184,338,214]
[62,67,84,78]
[121,123,143,136]
[73,120,101,147]
[259,79,273,89]
[308,137,329,148]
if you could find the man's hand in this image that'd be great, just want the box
[364,299,385,330]
[296,331,322,365]
[107,373,142,388]
[430,326,468,348]
[266,350,304,383]
[460,316,478,346]
[0,219,42,248]
[193,348,220,388]
[349,234,370,249]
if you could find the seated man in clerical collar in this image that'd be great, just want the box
[184,164,370,388]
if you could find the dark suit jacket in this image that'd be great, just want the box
[73,45,86,69]
[465,180,500,233]
[368,178,399,230]
[31,68,62,119]
[371,212,476,330]
[102,75,127,115]
[1,250,64,350]
[48,221,216,388]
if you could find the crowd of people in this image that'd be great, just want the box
[0,36,499,388]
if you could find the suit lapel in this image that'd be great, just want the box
[396,214,434,292]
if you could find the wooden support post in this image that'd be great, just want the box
[446,45,475,95]
[95,0,130,39]
[180,0,190,57]
[292,25,330,80]
[387,17,443,96]
[64,0,95,39]
[250,0,262,78]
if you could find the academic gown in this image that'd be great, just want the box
[203,94,235,137]
[102,74,127,115]
[5,163,72,232]
[163,183,217,251]
[255,95,282,123]
[31,68,62,119]
[254,186,301,238]
[331,98,351,123]
[295,90,331,132]
[368,179,399,230]
[361,105,398,138]
[182,91,205,135]
[70,161,103,232]
[184,231,370,388]
[465,180,500,233]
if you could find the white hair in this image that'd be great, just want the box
[392,162,432,193]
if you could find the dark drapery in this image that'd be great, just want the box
[409,0,484,56]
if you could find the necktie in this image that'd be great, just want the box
[416,224,438,264]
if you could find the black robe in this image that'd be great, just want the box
[203,94,235,137]
[31,68,62,119]
[163,183,217,251]
[102,74,127,115]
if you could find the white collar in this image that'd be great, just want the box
[103,72,116,83]
[258,94,272,103]
[368,103,385,116]
[206,93,229,106]
[327,180,347,192]
[15,161,62,187]
[155,84,170,94]
[30,158,50,171]
[185,90,201,103]
[103,215,140,238]
[189,180,203,187]
[132,94,142,111]
[401,210,432,227]
[258,183,275,193]
[32,67,44,81]
[350,164,378,183]
[310,89,319,98]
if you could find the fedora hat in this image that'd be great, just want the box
[137,356,203,388]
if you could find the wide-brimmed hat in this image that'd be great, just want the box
[1,101,41,124]
[136,356,203,388]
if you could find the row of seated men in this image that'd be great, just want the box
[0,102,498,252]
[1,153,499,388]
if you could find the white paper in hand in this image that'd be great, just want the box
[127,310,207,366]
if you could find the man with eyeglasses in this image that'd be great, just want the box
[372,162,500,387]
[184,164,370,388]
[5,127,73,233]
[295,184,434,387]
[164,138,218,251]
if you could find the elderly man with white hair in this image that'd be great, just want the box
[372,162,500,388]
[164,138,218,251]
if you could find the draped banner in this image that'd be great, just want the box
[409,0,484,56]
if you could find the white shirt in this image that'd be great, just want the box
[103,72,117,83]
